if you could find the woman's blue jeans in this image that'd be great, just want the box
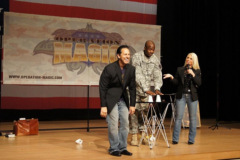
[106,101,129,153]
[172,94,198,143]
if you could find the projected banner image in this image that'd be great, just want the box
[3,12,161,85]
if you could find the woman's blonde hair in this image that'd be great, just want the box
[184,52,200,70]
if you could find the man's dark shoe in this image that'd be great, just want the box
[172,141,178,144]
[188,141,194,145]
[110,151,121,157]
[120,150,133,156]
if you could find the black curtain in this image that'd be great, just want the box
[157,0,240,121]
[0,0,9,38]
[218,2,240,121]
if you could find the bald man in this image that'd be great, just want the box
[129,40,163,146]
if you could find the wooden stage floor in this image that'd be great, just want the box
[0,118,240,160]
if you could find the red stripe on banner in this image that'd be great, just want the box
[121,0,157,4]
[89,98,101,109]
[9,0,156,24]
[1,97,101,109]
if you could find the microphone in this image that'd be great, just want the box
[185,63,190,70]
[186,63,192,77]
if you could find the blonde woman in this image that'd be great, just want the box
[163,52,201,145]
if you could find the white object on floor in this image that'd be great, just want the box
[75,139,83,144]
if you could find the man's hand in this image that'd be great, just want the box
[100,107,108,118]
[129,106,135,115]
[145,90,156,96]
[155,90,164,95]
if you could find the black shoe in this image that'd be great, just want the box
[188,141,194,145]
[120,150,133,156]
[110,151,121,157]
[172,141,178,144]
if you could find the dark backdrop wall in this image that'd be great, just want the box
[157,0,240,121]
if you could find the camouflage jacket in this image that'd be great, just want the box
[131,50,163,96]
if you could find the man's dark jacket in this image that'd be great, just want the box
[99,61,136,114]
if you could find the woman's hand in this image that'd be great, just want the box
[163,74,174,80]
[187,69,195,77]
